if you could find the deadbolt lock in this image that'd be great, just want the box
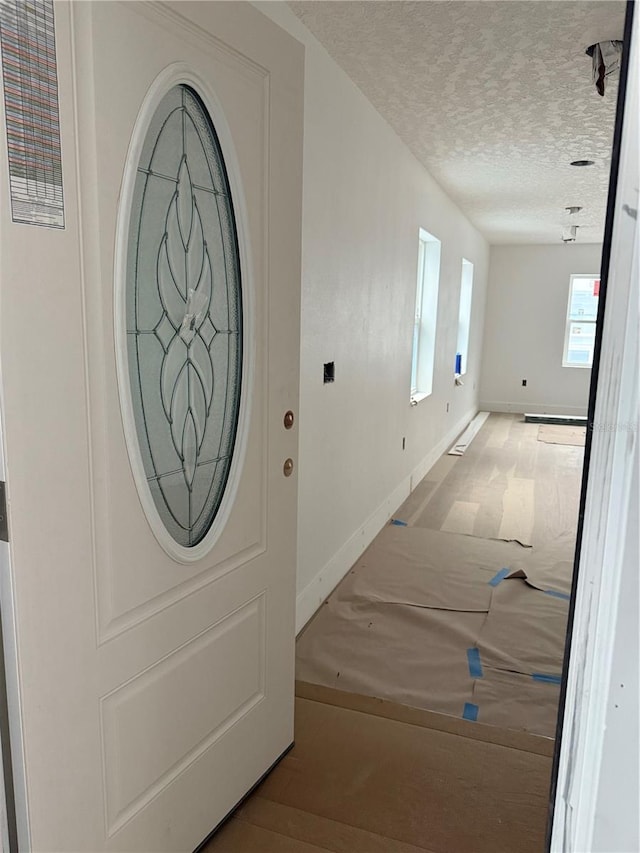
[283,458,294,477]
[284,410,295,429]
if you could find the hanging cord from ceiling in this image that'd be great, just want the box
[585,41,623,96]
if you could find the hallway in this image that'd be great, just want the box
[204,413,581,852]
[0,0,634,848]
[296,414,583,737]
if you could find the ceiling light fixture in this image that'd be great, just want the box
[570,160,595,167]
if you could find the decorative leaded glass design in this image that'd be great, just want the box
[126,85,242,548]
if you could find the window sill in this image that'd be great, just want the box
[562,362,593,369]
[410,392,430,407]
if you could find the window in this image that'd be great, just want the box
[563,274,600,368]
[456,259,473,375]
[410,228,441,400]
[123,84,243,549]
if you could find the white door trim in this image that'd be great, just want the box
[550,4,639,850]
[0,399,29,852]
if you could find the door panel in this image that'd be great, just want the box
[0,2,303,850]
[82,1,269,639]
[101,594,266,835]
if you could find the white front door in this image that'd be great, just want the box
[0,2,303,849]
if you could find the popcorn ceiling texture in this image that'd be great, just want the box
[289,1,626,245]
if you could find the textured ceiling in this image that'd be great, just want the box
[289,0,626,244]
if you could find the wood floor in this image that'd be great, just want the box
[203,684,553,853]
[399,413,583,546]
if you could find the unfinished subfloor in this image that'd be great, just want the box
[296,413,585,738]
[204,684,553,853]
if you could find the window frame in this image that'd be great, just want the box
[562,274,600,369]
[456,258,474,376]
[410,228,441,402]
[114,64,254,565]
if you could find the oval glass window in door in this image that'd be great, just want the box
[125,84,243,548]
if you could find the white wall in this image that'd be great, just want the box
[480,243,602,416]
[254,2,490,630]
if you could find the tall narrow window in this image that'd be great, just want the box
[456,259,474,375]
[563,274,599,368]
[410,229,441,400]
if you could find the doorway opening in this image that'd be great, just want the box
[202,1,636,851]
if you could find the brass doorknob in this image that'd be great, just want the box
[283,458,294,477]
[284,410,295,429]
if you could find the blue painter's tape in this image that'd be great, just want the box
[532,673,562,685]
[467,647,484,678]
[488,568,510,587]
[544,589,571,601]
[462,702,479,722]
[391,519,408,526]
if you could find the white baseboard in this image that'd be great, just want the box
[410,406,478,490]
[295,476,410,634]
[447,410,490,456]
[480,399,588,417]
[295,405,478,634]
